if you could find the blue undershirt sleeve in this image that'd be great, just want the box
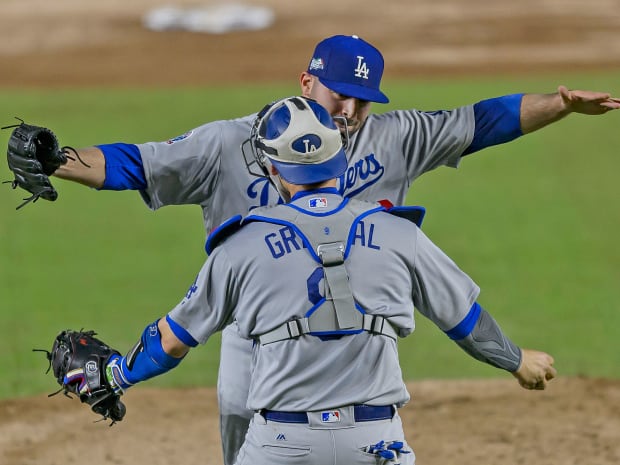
[97,143,147,190]
[445,301,482,340]
[462,94,524,156]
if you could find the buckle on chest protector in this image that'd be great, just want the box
[317,242,345,266]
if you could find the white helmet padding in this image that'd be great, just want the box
[254,97,347,185]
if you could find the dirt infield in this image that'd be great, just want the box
[2,1,620,464]
[1,378,619,464]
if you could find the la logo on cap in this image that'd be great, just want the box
[354,56,370,79]
[306,34,390,103]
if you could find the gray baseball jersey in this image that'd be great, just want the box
[167,192,479,411]
[137,107,474,232]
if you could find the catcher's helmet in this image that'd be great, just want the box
[244,96,347,185]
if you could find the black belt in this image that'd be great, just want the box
[261,405,394,424]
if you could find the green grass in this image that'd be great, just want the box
[1,72,619,399]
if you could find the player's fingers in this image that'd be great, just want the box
[557,85,571,104]
[530,366,556,390]
[521,379,544,390]
[601,100,620,110]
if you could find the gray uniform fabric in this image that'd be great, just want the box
[167,192,479,464]
[138,107,475,464]
[138,108,473,231]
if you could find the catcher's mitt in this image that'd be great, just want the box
[4,119,70,209]
[40,329,126,424]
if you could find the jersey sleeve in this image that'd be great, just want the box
[389,94,523,182]
[137,121,225,209]
[167,245,239,344]
[411,228,481,332]
[390,106,476,181]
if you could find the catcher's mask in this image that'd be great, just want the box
[242,96,348,186]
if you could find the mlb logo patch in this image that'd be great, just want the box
[308,197,328,209]
[321,410,341,423]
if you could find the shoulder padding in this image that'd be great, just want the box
[377,199,425,227]
[204,214,243,254]
[386,205,425,227]
[205,204,426,254]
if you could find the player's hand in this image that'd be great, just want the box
[558,85,620,115]
[512,349,556,390]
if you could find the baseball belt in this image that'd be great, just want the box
[261,404,394,423]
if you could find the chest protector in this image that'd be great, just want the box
[206,199,425,345]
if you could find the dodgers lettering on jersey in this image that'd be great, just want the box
[246,152,385,211]
[338,153,385,198]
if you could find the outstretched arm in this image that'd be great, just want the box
[520,85,620,134]
[452,303,556,390]
[54,146,106,188]
[54,143,147,191]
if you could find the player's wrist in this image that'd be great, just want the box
[106,354,132,394]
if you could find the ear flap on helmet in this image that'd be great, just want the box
[242,96,308,179]
[241,100,278,179]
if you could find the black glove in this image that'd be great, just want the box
[42,329,126,425]
[5,120,67,209]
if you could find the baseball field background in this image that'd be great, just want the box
[1,1,619,464]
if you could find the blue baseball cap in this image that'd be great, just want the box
[307,35,389,104]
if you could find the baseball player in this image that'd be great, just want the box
[38,35,616,464]
[99,97,556,465]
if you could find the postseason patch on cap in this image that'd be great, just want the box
[321,410,341,423]
[308,197,328,208]
[309,57,324,71]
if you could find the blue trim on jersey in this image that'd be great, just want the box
[290,187,340,201]
[445,301,482,340]
[166,315,199,348]
[463,94,524,156]
[341,173,384,199]
[205,215,243,254]
[120,321,183,385]
[97,143,147,190]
